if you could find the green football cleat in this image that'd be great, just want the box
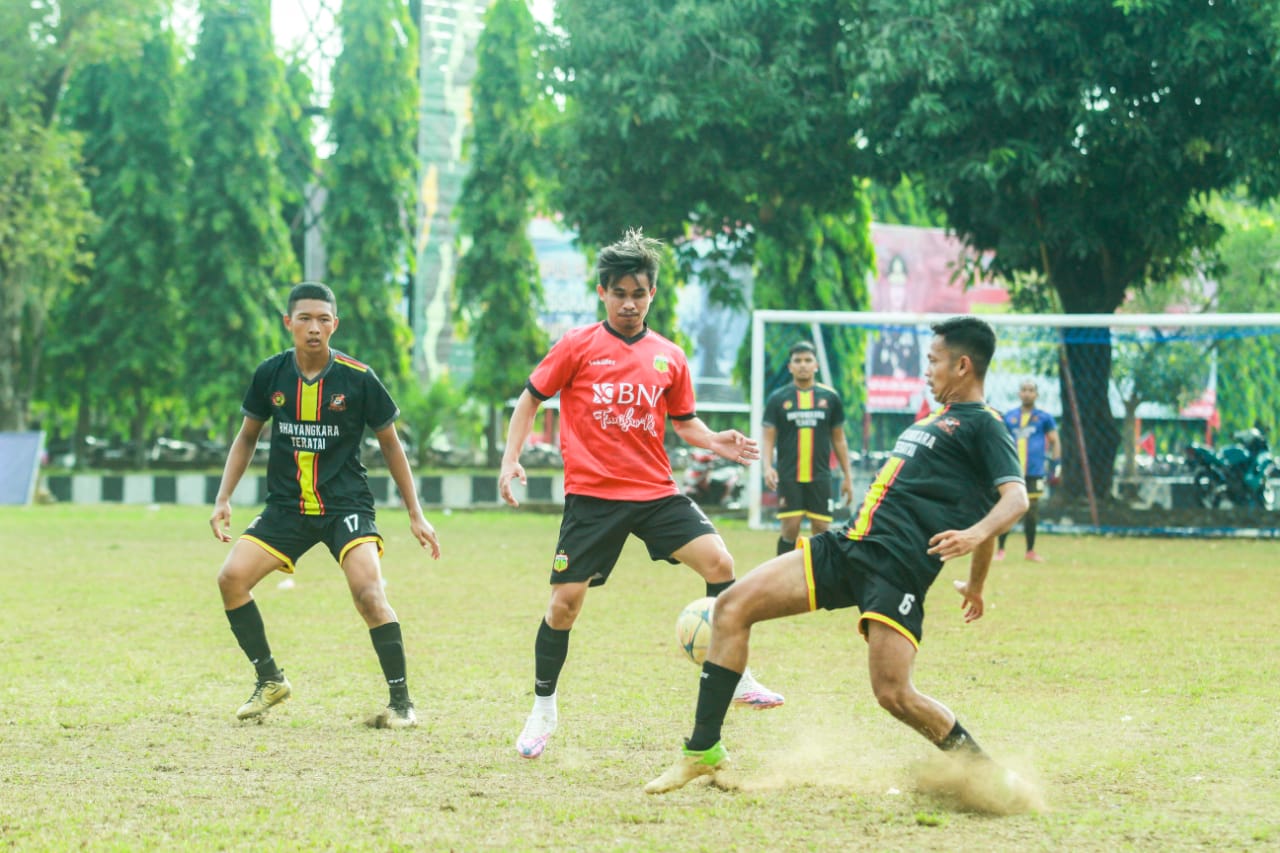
[236,675,292,720]
[644,741,730,794]
[367,701,418,730]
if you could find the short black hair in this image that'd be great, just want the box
[789,341,817,358]
[930,316,996,377]
[287,281,337,315]
[596,228,663,290]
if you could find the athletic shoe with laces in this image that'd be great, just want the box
[644,741,730,794]
[1025,550,1046,563]
[994,549,1006,561]
[236,674,292,720]
[516,712,557,759]
[732,668,784,709]
[367,701,417,729]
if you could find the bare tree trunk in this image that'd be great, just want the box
[0,268,27,431]
[486,404,500,468]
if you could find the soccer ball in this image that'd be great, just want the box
[675,596,715,665]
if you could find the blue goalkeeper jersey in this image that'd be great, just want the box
[1002,406,1057,478]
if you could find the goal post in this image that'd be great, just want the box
[747,310,1280,537]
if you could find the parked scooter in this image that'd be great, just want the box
[682,449,744,509]
[1184,427,1277,510]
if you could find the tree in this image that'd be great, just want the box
[1110,333,1209,481]
[548,0,862,251]
[455,0,548,466]
[548,0,875,410]
[324,0,418,380]
[745,200,875,424]
[852,0,1280,498]
[0,0,159,430]
[47,26,185,466]
[182,0,299,434]
[1209,195,1280,437]
[276,59,320,274]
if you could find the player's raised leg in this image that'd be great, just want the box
[673,532,784,709]
[218,540,294,720]
[646,550,811,793]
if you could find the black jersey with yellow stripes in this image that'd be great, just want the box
[241,349,399,516]
[841,402,1023,594]
[763,382,846,484]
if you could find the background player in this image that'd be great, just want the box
[997,379,1060,562]
[209,281,440,729]
[645,316,1029,798]
[499,229,783,761]
[761,340,855,555]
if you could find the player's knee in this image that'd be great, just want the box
[352,582,392,621]
[705,546,735,582]
[710,584,749,632]
[545,594,583,628]
[872,681,915,720]
[216,563,247,599]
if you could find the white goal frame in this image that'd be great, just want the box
[747,309,1280,530]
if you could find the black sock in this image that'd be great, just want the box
[938,719,985,757]
[534,618,570,697]
[1025,508,1038,552]
[776,537,796,556]
[705,579,734,598]
[370,622,409,705]
[687,662,742,751]
[997,532,1008,550]
[226,601,281,681]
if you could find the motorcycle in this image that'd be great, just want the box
[1184,428,1277,510]
[682,449,744,509]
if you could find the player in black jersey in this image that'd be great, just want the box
[209,282,440,728]
[647,317,1035,807]
[761,341,855,555]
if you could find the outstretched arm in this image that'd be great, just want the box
[671,416,760,466]
[376,422,440,559]
[499,389,542,507]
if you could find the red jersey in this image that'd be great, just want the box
[528,322,696,501]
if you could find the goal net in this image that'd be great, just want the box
[747,310,1280,538]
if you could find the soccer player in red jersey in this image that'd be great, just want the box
[499,229,784,760]
[209,282,440,729]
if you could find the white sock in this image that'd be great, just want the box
[533,692,557,719]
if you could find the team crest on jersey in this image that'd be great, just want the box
[328,393,347,412]
[818,399,828,408]
[271,391,286,408]
[782,400,793,410]
[653,354,670,373]
[936,416,961,435]
[552,551,569,573]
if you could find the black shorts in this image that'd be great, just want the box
[800,531,925,648]
[241,503,383,574]
[776,477,834,521]
[549,493,718,587]
[1026,475,1044,499]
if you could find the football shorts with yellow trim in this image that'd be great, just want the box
[801,530,924,647]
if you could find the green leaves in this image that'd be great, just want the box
[324,0,418,380]
[455,0,547,421]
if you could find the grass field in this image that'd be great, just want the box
[2,504,1278,851]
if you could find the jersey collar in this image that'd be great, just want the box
[602,320,649,345]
